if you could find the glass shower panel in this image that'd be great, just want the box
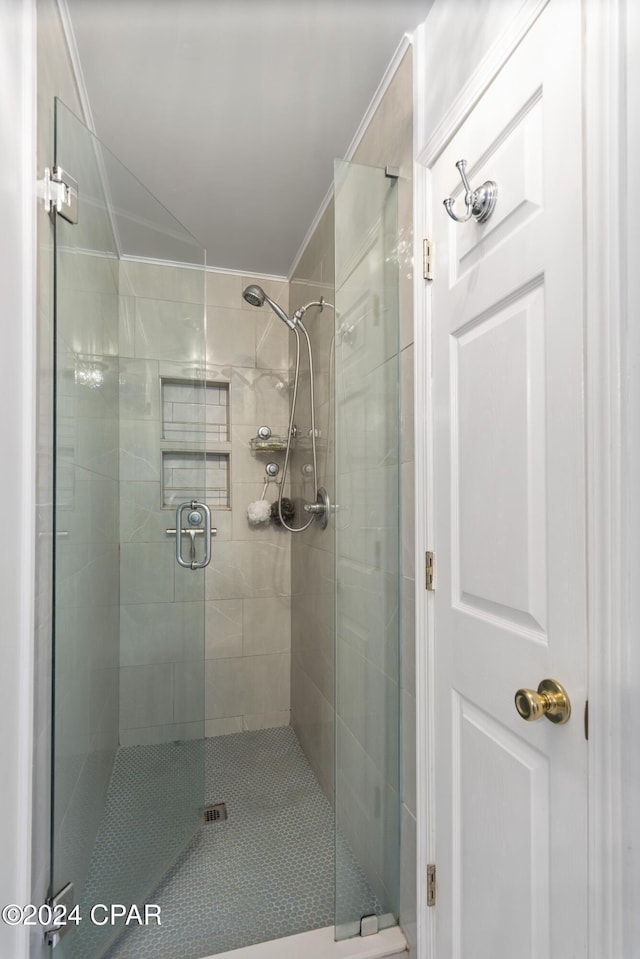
[52,99,207,959]
[334,160,401,938]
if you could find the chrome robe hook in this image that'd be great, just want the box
[443,159,497,224]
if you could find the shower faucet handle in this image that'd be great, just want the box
[303,487,331,530]
[174,501,213,570]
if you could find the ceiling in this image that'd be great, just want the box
[65,0,432,277]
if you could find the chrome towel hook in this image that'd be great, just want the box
[443,159,497,224]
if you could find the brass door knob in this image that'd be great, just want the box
[514,679,571,725]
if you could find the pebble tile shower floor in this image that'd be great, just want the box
[78,726,380,959]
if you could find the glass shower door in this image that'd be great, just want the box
[333,159,401,938]
[51,100,207,958]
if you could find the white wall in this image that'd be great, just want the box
[622,0,640,952]
[0,2,36,958]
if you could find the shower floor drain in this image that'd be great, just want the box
[203,803,228,823]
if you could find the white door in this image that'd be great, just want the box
[429,1,588,955]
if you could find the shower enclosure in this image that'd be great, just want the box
[50,99,401,959]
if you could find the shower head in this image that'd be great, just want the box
[242,284,297,331]
[242,284,265,308]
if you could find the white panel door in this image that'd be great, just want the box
[429,1,588,956]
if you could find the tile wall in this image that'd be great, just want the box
[118,263,293,744]
[289,204,336,803]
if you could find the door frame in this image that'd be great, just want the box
[412,1,626,956]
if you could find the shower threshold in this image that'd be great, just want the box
[204,924,407,959]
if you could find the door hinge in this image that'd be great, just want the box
[37,166,78,224]
[423,237,433,281]
[43,882,74,947]
[427,864,436,906]
[426,551,435,590]
[584,699,589,740]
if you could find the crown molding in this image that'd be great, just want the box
[55,0,95,133]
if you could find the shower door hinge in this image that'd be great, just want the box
[423,238,433,281]
[43,882,75,947]
[427,864,437,906]
[426,551,435,590]
[37,166,78,224]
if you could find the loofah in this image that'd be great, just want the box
[247,499,272,526]
[271,497,295,526]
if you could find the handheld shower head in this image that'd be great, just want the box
[242,284,265,308]
[242,284,297,331]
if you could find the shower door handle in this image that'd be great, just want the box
[175,501,212,570]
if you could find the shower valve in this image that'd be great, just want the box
[303,487,331,530]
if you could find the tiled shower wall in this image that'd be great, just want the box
[118,263,293,744]
[289,208,336,802]
[290,48,416,953]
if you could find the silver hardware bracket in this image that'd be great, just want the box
[385,165,400,179]
[360,914,379,937]
[423,238,433,281]
[426,551,435,590]
[427,864,436,907]
[37,166,78,223]
[44,882,74,947]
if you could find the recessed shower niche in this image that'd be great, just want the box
[161,379,229,443]
[160,378,230,509]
